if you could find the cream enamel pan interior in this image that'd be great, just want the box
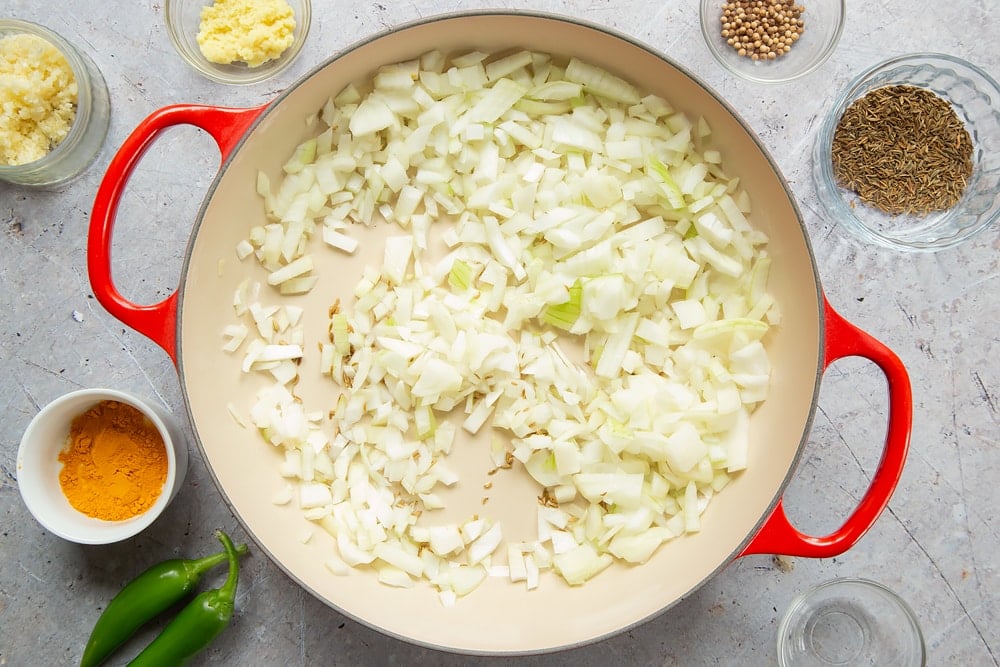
[89,12,912,655]
[186,16,817,650]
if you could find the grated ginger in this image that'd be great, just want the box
[196,0,296,68]
[0,33,78,166]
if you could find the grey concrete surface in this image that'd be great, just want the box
[1,0,998,664]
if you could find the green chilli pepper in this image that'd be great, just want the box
[80,537,249,667]
[127,530,242,667]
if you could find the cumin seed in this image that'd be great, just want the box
[831,85,973,215]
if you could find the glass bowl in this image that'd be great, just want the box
[164,0,311,85]
[814,53,1000,252]
[777,578,926,666]
[0,19,110,187]
[699,0,845,84]
[17,389,189,545]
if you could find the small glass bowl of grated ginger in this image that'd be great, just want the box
[0,19,110,186]
[16,389,189,545]
[165,0,312,85]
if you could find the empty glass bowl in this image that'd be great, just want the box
[813,53,1000,251]
[164,0,311,84]
[699,0,845,84]
[778,578,925,666]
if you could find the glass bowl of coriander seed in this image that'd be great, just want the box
[814,53,1000,251]
[699,0,845,83]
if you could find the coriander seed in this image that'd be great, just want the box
[720,0,805,61]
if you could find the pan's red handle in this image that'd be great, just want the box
[88,103,268,365]
[738,297,912,558]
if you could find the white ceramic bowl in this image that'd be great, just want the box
[17,389,189,544]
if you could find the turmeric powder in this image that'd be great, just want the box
[58,400,168,521]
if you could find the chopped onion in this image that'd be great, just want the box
[225,49,778,602]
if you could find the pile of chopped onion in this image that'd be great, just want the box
[225,49,779,603]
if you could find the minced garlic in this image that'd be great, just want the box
[196,0,296,68]
[0,33,78,166]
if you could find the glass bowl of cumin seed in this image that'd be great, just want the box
[814,53,1000,251]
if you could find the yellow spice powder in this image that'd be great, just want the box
[196,0,296,68]
[0,33,78,166]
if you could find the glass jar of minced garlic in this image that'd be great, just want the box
[0,19,110,186]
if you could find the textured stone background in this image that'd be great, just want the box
[1,1,997,664]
